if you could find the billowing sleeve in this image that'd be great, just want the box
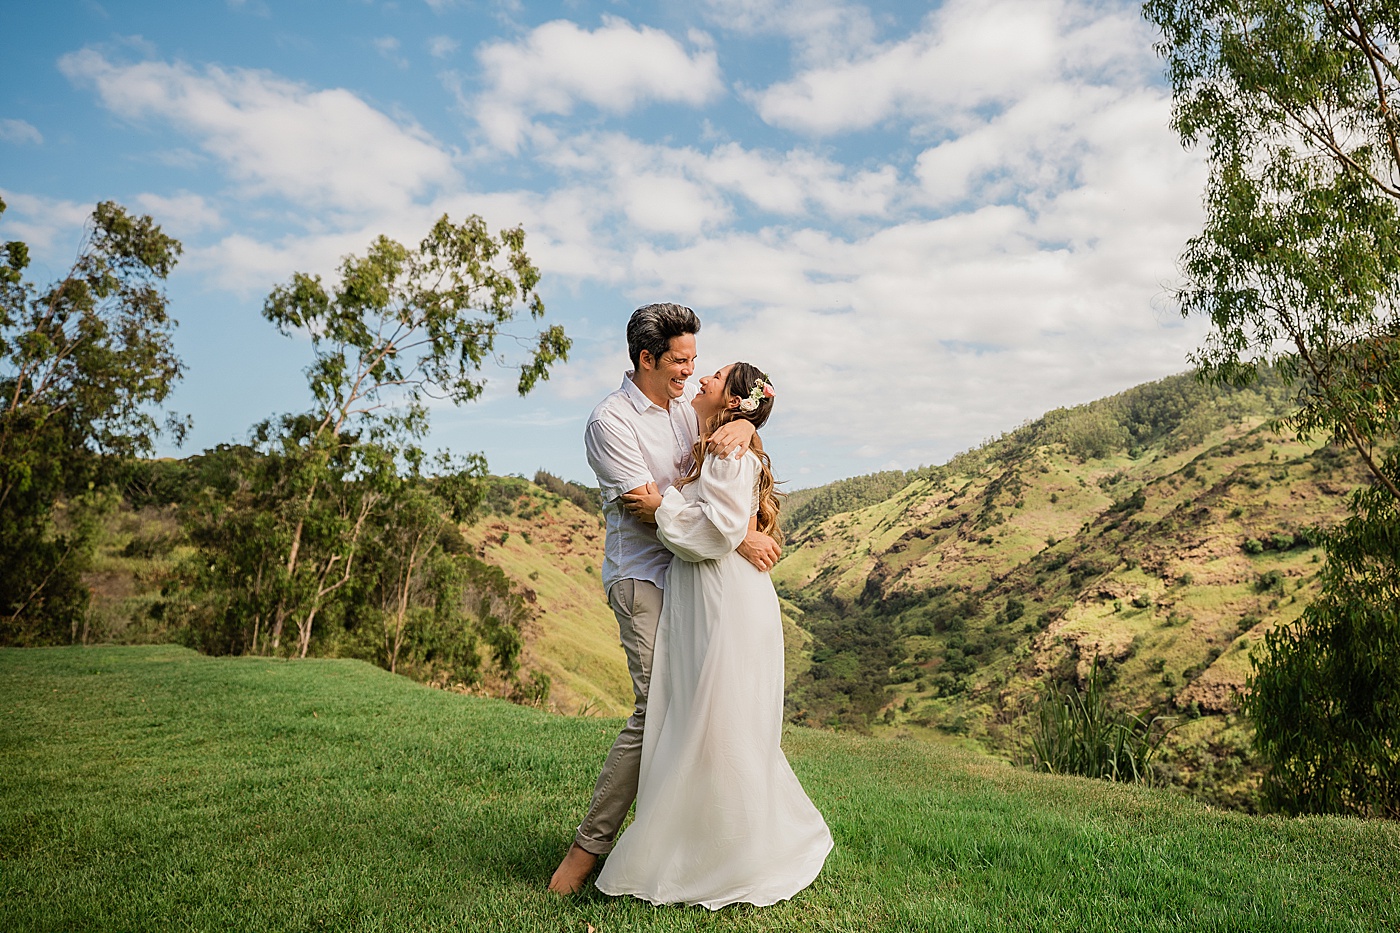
[655,452,756,563]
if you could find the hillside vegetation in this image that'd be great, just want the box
[772,369,1366,807]
[4,646,1397,932]
[68,369,1365,809]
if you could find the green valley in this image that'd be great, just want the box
[67,369,1368,811]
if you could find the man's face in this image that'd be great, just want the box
[645,333,696,400]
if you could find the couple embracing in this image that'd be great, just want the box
[548,303,833,909]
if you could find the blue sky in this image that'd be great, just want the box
[1,0,1208,488]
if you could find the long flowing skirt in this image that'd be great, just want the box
[594,552,833,909]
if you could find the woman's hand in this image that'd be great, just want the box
[620,482,662,523]
[708,419,756,458]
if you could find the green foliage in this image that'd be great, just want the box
[1146,0,1400,817]
[1035,369,1292,462]
[1054,407,1129,460]
[1029,660,1175,784]
[785,469,919,537]
[785,595,900,731]
[1244,471,1400,819]
[0,199,185,643]
[532,469,601,515]
[188,214,567,661]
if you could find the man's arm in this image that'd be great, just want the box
[620,482,661,523]
[708,419,756,458]
[736,516,781,572]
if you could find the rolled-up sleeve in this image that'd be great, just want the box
[585,414,653,503]
[655,452,755,562]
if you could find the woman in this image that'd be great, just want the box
[594,362,833,910]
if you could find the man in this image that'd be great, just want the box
[548,302,781,894]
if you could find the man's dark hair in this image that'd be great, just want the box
[627,303,700,370]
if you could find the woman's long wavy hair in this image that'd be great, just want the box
[675,362,783,541]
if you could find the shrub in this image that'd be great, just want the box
[1242,538,1264,554]
[121,531,179,560]
[1245,484,1400,820]
[1027,659,1174,784]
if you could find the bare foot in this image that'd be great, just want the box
[547,843,598,895]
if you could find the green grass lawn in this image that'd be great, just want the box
[2,646,1397,932]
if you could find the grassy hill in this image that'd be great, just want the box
[458,477,631,716]
[65,368,1368,809]
[772,370,1367,807]
[3,645,1397,932]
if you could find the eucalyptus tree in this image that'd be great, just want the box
[0,198,185,642]
[199,214,569,658]
[1145,0,1400,816]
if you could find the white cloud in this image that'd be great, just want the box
[24,3,1211,484]
[427,35,459,58]
[542,132,901,223]
[699,0,878,64]
[0,119,43,146]
[621,174,729,235]
[0,190,94,265]
[471,17,724,152]
[751,0,1149,136]
[59,49,459,214]
[133,191,224,235]
[618,201,1208,465]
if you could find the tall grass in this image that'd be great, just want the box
[1029,658,1174,783]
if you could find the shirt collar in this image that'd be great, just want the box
[621,370,678,414]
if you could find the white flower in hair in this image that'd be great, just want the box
[737,375,772,414]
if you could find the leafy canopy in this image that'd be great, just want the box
[1145,0,1400,817]
[0,198,185,641]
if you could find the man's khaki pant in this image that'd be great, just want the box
[573,578,664,855]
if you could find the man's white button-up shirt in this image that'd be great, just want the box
[585,372,699,595]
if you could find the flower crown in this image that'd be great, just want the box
[737,375,775,413]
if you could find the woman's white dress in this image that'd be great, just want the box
[594,451,833,910]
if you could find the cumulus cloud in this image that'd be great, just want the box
[751,0,1149,136]
[27,2,1211,483]
[698,0,878,64]
[619,199,1207,467]
[471,17,724,152]
[543,132,901,225]
[0,119,43,146]
[133,191,224,235]
[533,0,1209,471]
[59,48,459,214]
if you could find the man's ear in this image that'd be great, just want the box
[638,349,654,371]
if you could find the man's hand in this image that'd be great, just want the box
[708,419,756,459]
[737,529,781,572]
[620,482,662,523]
